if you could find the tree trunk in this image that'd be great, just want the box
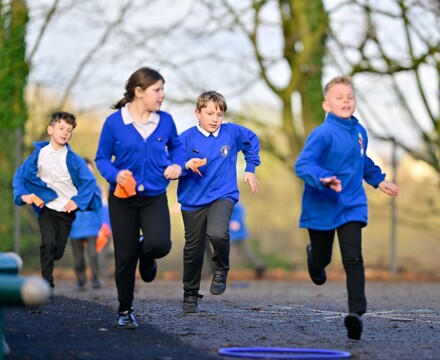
[0,0,29,251]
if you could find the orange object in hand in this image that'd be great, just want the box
[114,175,137,198]
[31,194,44,208]
[192,158,207,177]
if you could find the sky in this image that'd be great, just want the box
[24,0,438,157]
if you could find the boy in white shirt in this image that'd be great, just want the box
[13,111,101,296]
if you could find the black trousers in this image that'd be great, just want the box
[38,207,76,288]
[70,236,99,284]
[308,221,366,315]
[109,192,172,312]
[181,199,234,295]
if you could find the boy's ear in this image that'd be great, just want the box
[322,100,330,113]
[194,109,200,120]
[47,125,53,135]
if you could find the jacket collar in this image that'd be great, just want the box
[325,112,359,131]
[33,141,72,152]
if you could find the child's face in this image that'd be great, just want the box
[195,101,224,133]
[135,79,164,113]
[47,119,74,150]
[322,83,356,119]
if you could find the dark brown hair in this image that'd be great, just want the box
[112,67,165,109]
[50,111,77,129]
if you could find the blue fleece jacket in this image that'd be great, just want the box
[13,141,101,216]
[295,112,385,230]
[95,110,185,196]
[229,202,248,242]
[177,123,261,210]
[69,186,103,239]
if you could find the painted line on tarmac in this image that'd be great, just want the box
[222,305,440,325]
[365,309,440,324]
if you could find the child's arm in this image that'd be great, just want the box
[116,169,133,185]
[21,194,35,205]
[185,158,207,177]
[378,180,399,197]
[164,164,182,180]
[243,172,259,194]
[71,155,101,211]
[237,125,261,174]
[167,120,186,172]
[20,194,44,208]
[64,199,78,213]
[295,129,334,190]
[320,176,342,192]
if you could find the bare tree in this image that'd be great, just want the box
[327,0,440,172]
[26,0,439,173]
[184,0,329,166]
[25,1,328,167]
[0,0,28,251]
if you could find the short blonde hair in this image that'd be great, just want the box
[196,90,227,112]
[323,76,353,97]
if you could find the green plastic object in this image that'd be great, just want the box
[0,253,22,275]
[0,275,50,306]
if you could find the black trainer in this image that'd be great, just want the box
[306,244,326,285]
[92,277,101,289]
[76,282,86,292]
[210,270,228,295]
[49,286,55,299]
[117,308,138,329]
[139,255,157,283]
[344,313,363,340]
[255,265,266,279]
[183,293,204,314]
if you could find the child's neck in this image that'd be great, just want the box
[50,140,66,151]
[128,103,152,124]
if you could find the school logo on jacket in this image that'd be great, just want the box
[358,133,364,156]
[221,145,230,157]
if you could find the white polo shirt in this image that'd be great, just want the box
[122,104,160,139]
[37,142,78,212]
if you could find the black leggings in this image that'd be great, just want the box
[109,192,172,312]
[308,221,366,315]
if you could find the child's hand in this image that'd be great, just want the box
[64,199,78,213]
[164,164,182,179]
[116,169,133,186]
[378,180,399,197]
[244,172,259,194]
[185,158,207,177]
[230,220,241,231]
[21,194,35,205]
[320,176,342,192]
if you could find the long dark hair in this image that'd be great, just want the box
[112,67,165,109]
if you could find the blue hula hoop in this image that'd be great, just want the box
[218,347,351,359]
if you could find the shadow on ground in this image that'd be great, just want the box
[4,296,217,360]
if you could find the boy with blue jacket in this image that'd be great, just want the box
[295,76,399,340]
[13,111,101,296]
[178,90,261,313]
